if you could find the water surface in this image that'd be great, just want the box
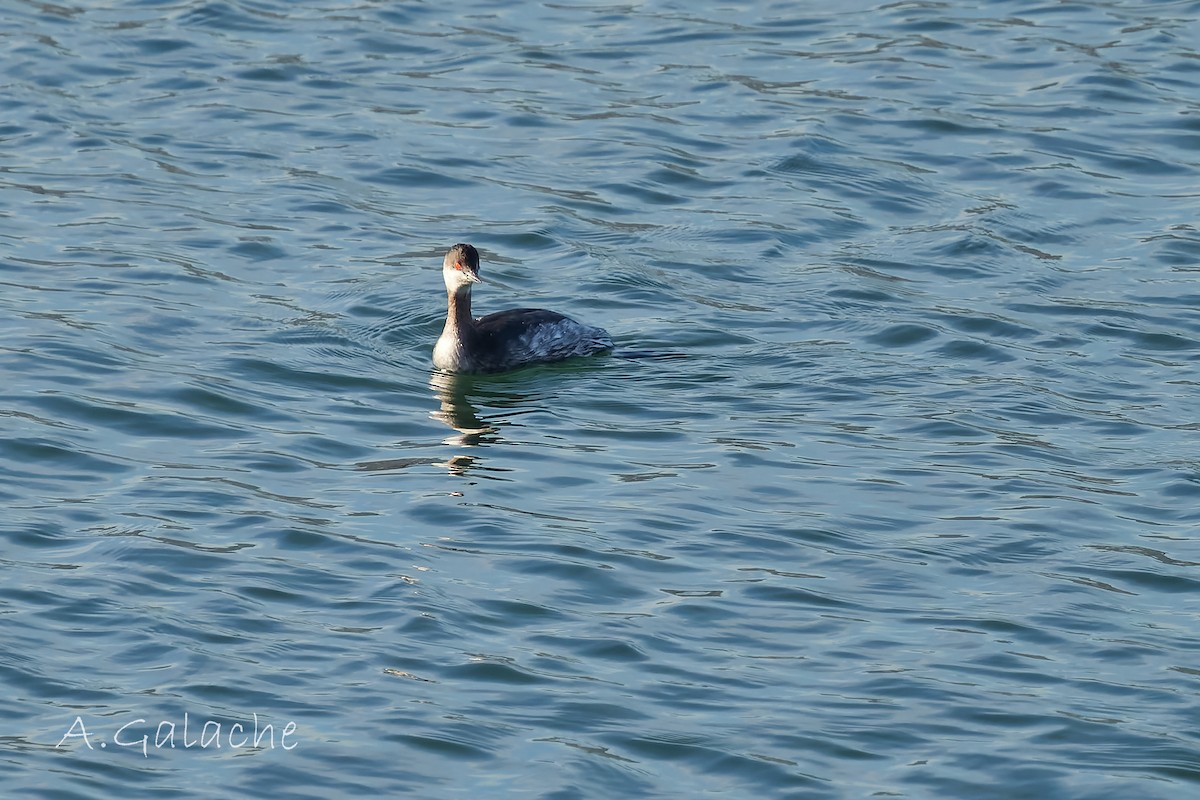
[3,1,1199,797]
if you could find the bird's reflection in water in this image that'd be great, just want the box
[429,370,546,478]
[429,371,498,446]
[429,369,562,477]
[357,372,547,478]
[354,452,479,477]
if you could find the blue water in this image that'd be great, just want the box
[3,1,1199,797]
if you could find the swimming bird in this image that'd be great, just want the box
[433,243,613,373]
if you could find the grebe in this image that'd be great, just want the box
[433,243,614,373]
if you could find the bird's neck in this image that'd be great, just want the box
[444,286,474,333]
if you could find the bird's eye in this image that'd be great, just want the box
[454,263,463,270]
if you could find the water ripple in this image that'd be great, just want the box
[3,1,1200,798]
